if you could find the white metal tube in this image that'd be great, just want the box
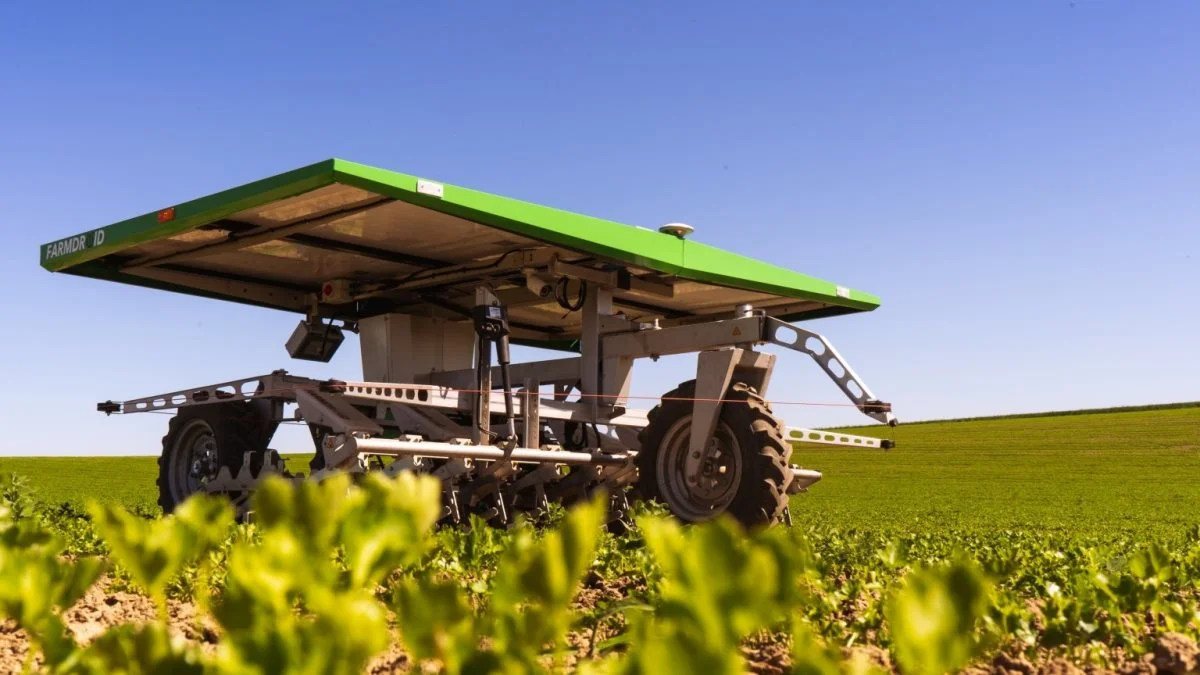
[790,467,823,491]
[347,437,632,466]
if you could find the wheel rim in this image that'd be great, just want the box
[655,416,743,521]
[168,419,218,503]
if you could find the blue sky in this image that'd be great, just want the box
[1,2,1196,456]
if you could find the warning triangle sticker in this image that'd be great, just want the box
[732,327,742,336]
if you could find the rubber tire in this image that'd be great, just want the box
[635,380,792,528]
[157,402,275,515]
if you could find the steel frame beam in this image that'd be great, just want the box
[548,258,675,298]
[762,317,896,425]
[423,357,582,388]
[101,372,303,414]
[201,218,450,269]
[601,316,766,360]
[126,265,311,311]
[123,199,391,270]
[601,314,894,425]
[346,436,634,468]
[103,316,891,432]
[99,370,652,428]
[784,426,893,450]
[294,389,382,435]
[337,381,650,427]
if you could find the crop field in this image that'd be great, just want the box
[793,404,1200,536]
[1,403,1198,674]
[5,404,1198,534]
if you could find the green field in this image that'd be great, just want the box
[3,403,1198,534]
[790,403,1200,535]
[0,456,162,510]
[0,455,311,512]
[2,403,1199,672]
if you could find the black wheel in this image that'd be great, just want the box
[635,380,792,528]
[157,402,277,514]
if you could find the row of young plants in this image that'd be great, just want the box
[1,472,1199,673]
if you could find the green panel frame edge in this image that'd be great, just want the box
[330,159,881,311]
[39,158,881,314]
[40,159,339,271]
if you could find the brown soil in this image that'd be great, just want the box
[1150,633,1200,675]
[3,578,1198,675]
[0,578,212,672]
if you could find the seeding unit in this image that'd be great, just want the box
[41,160,895,528]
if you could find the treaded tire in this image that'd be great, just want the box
[636,380,792,528]
[157,402,275,515]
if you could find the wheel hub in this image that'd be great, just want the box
[188,438,219,482]
[690,437,737,501]
[656,418,743,521]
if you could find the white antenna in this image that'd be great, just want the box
[657,222,695,239]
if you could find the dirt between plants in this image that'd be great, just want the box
[959,634,1200,675]
[0,579,212,672]
[2,575,1198,674]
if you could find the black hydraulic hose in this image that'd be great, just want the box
[496,334,517,442]
[474,337,495,442]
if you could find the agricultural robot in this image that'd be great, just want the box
[41,160,896,529]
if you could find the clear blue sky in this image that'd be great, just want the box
[1,2,1196,456]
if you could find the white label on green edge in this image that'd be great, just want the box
[836,285,850,298]
[416,179,444,198]
[45,229,106,261]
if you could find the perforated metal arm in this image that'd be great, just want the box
[763,317,897,426]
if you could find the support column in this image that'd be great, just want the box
[521,378,541,449]
[580,286,613,416]
[685,348,743,481]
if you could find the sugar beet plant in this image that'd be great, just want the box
[2,470,1200,673]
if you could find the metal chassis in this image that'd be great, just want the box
[101,304,895,495]
[98,248,897,526]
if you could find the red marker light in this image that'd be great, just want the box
[157,207,176,224]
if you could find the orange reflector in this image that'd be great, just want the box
[157,207,176,224]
